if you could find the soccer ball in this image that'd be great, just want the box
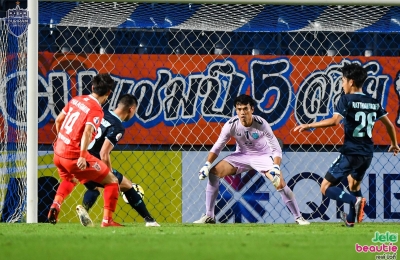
[122,183,145,203]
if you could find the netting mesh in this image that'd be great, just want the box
[1,1,400,224]
[0,18,28,222]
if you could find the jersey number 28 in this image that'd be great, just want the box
[353,111,376,138]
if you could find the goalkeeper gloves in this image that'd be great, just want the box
[199,162,211,180]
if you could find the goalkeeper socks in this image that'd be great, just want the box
[206,173,220,218]
[54,180,76,205]
[82,189,100,212]
[103,183,119,216]
[278,185,301,219]
[325,186,356,205]
[124,187,153,220]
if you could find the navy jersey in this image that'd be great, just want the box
[334,93,387,156]
[88,110,125,159]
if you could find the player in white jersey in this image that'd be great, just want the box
[194,94,309,225]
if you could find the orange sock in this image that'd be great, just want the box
[53,180,76,207]
[103,183,119,218]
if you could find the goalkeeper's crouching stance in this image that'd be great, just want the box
[194,94,310,225]
[76,169,160,227]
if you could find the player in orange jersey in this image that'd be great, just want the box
[48,73,122,227]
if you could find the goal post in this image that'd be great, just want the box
[1,0,400,224]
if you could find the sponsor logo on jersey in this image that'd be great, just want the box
[116,133,123,141]
[93,117,99,124]
[251,132,259,139]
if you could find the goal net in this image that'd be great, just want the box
[4,1,400,224]
[0,17,28,222]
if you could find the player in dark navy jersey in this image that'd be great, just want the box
[294,63,399,227]
[76,94,160,227]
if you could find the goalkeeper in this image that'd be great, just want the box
[76,94,159,227]
[194,94,309,225]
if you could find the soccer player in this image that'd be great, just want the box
[75,94,160,227]
[49,73,122,227]
[194,94,310,225]
[294,63,399,227]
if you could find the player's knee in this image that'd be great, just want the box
[276,180,286,190]
[320,185,327,195]
[119,177,132,192]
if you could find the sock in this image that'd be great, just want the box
[53,180,76,207]
[325,187,357,223]
[206,173,220,218]
[325,187,357,204]
[278,185,301,220]
[103,183,119,218]
[347,190,362,223]
[82,189,100,212]
[123,187,154,221]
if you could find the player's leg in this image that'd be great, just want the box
[252,154,309,225]
[79,169,123,214]
[77,154,121,227]
[75,182,100,227]
[194,157,240,224]
[347,156,371,223]
[275,174,309,225]
[119,174,160,227]
[322,155,361,227]
[82,182,101,212]
[48,154,77,224]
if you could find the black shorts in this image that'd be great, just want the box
[325,154,372,186]
[84,169,124,190]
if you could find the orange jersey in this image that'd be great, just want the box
[54,95,103,159]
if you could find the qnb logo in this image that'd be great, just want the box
[215,170,270,223]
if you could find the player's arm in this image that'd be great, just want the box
[54,110,67,134]
[99,139,114,170]
[77,124,95,170]
[379,115,400,155]
[198,122,231,180]
[293,113,343,132]
[261,121,283,183]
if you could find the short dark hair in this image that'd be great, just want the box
[234,94,255,107]
[118,94,138,109]
[92,73,115,96]
[341,63,367,88]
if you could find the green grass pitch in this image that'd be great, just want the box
[0,222,397,260]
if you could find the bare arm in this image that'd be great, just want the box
[99,139,114,170]
[379,116,400,155]
[55,112,66,134]
[206,152,218,164]
[77,124,95,170]
[80,124,95,153]
[293,114,343,132]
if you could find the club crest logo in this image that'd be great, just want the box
[93,117,99,124]
[116,133,123,141]
[92,162,101,171]
[5,2,30,38]
[251,132,259,139]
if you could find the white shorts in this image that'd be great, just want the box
[222,152,274,175]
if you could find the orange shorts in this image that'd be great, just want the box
[53,153,110,184]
